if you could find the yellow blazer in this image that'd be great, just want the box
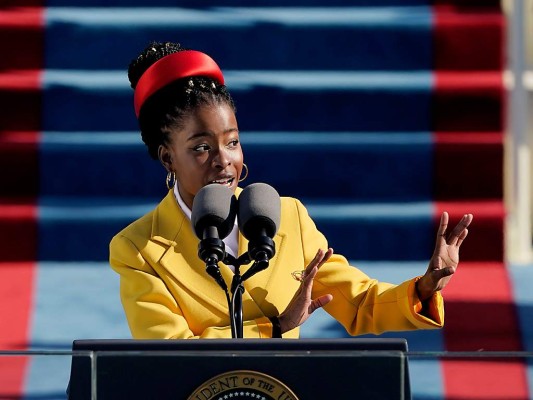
[110,189,444,339]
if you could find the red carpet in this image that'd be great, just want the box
[0,262,36,397]
[434,4,528,398]
[0,4,42,398]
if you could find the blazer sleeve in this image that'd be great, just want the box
[294,199,444,336]
[110,233,276,339]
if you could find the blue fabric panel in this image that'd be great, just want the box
[39,132,166,199]
[38,198,157,261]
[28,262,130,346]
[44,7,432,71]
[25,262,130,397]
[40,131,433,201]
[509,263,533,399]
[508,264,533,352]
[37,199,434,261]
[42,70,433,132]
[244,132,433,202]
[307,202,434,261]
[408,360,445,400]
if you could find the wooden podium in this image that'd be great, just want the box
[67,338,410,399]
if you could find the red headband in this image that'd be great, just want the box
[133,50,225,117]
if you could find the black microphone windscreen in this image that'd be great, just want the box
[238,183,281,239]
[191,184,237,239]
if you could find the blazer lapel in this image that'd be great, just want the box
[151,189,286,318]
[153,191,232,314]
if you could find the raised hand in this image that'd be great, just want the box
[416,212,473,301]
[278,248,334,334]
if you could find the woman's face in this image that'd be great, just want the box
[159,103,243,209]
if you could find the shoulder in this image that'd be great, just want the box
[110,208,155,252]
[112,191,180,244]
[110,193,171,247]
[279,196,315,233]
[280,196,309,218]
[280,196,300,217]
[280,196,303,208]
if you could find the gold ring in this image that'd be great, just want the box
[291,270,306,282]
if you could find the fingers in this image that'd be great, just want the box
[300,249,333,298]
[317,248,333,268]
[434,212,449,252]
[298,248,333,303]
[437,211,449,238]
[432,265,456,281]
[456,228,469,247]
[309,294,333,313]
[435,212,473,249]
[447,213,473,246]
[304,248,333,278]
[280,249,335,331]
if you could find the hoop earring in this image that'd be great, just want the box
[239,164,249,183]
[166,171,176,190]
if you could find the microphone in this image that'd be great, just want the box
[238,183,281,281]
[191,184,237,291]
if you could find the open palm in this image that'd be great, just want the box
[417,212,473,301]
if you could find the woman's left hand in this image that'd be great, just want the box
[278,248,334,334]
[416,212,473,301]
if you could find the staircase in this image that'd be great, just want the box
[1,1,526,398]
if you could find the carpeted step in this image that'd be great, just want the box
[433,71,504,131]
[0,132,40,198]
[313,200,503,262]
[0,71,41,132]
[3,0,43,5]
[37,131,502,201]
[0,201,37,261]
[41,70,434,131]
[440,260,529,399]
[433,131,503,200]
[434,4,504,71]
[44,6,433,71]
[32,70,502,132]
[0,261,36,398]
[32,198,502,262]
[41,6,502,72]
[441,262,521,351]
[0,7,44,70]
[39,131,434,200]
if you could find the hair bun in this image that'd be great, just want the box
[128,41,185,89]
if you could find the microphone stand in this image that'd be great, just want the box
[201,237,275,339]
[223,235,275,338]
[224,253,251,339]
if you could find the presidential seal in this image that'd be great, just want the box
[188,370,299,400]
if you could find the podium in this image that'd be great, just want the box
[68,338,410,399]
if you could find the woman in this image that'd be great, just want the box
[110,41,473,339]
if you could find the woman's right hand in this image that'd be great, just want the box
[278,248,334,334]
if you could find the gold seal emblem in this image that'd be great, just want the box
[188,370,299,400]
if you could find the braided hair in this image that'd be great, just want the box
[128,41,236,160]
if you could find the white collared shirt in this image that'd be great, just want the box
[173,184,239,271]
